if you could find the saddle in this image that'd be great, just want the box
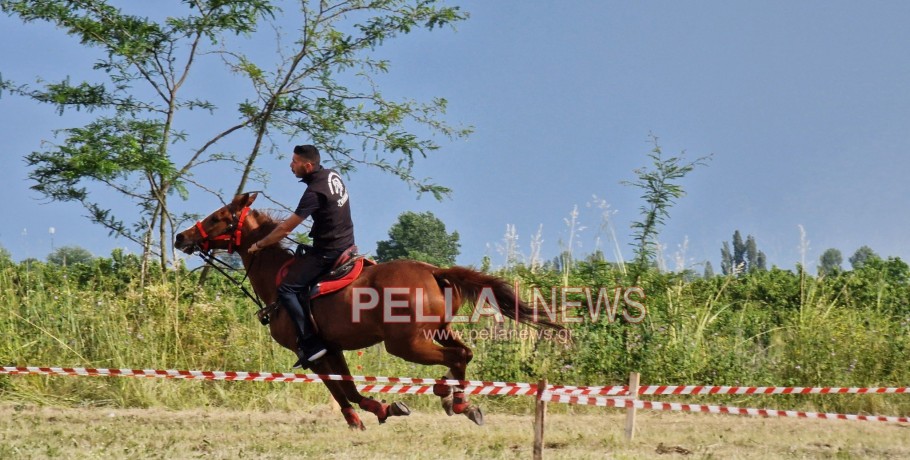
[259,245,375,327]
[274,245,376,300]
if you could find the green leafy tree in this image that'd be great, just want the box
[720,241,733,275]
[47,245,94,266]
[2,0,470,270]
[376,211,460,266]
[745,235,762,272]
[818,248,843,276]
[623,135,710,281]
[703,260,715,278]
[547,250,574,275]
[845,256,910,314]
[849,245,879,270]
[2,0,276,269]
[732,230,746,269]
[720,230,766,275]
[0,244,11,264]
[225,0,470,200]
[479,255,491,273]
[757,252,767,271]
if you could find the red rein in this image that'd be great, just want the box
[194,206,251,254]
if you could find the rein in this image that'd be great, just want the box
[197,249,263,310]
[191,206,305,316]
[192,205,263,309]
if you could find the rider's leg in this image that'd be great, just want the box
[277,252,333,367]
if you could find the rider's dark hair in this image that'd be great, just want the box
[293,144,320,164]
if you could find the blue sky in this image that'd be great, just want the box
[2,1,909,272]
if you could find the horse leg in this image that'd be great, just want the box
[310,357,364,431]
[267,309,364,429]
[433,329,481,424]
[321,351,411,424]
[432,369,455,415]
[432,328,475,416]
[386,337,483,426]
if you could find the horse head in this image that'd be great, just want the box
[175,192,258,254]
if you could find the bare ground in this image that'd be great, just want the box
[1,403,908,459]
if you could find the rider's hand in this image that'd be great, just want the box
[249,242,262,254]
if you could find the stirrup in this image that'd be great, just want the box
[291,343,327,369]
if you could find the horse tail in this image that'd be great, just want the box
[432,266,564,330]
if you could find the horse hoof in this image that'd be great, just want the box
[342,407,366,431]
[390,401,411,417]
[441,393,455,416]
[359,397,391,423]
[464,405,484,426]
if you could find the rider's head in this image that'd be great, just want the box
[291,144,321,178]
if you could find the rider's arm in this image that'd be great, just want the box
[250,190,320,253]
[250,213,304,251]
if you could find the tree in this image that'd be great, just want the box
[376,211,460,266]
[849,246,879,270]
[732,230,746,269]
[2,0,276,269]
[225,1,469,200]
[818,248,843,276]
[745,235,760,272]
[719,230,766,275]
[756,252,767,272]
[720,241,733,275]
[2,1,470,270]
[703,260,715,278]
[623,135,710,280]
[47,245,94,266]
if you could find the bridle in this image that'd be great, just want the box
[194,206,251,254]
[191,205,263,310]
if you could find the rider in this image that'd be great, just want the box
[248,144,355,368]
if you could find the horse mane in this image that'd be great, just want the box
[248,209,295,252]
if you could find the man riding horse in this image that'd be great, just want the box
[176,147,564,428]
[248,144,353,368]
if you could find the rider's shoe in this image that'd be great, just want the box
[292,338,328,369]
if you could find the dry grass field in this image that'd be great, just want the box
[1,403,908,459]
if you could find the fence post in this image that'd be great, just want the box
[625,372,640,440]
[533,377,548,460]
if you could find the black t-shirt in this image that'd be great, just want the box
[294,166,355,251]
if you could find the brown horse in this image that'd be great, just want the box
[175,193,561,429]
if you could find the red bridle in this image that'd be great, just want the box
[194,206,251,254]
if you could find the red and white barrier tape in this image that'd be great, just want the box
[0,366,535,391]
[548,385,629,396]
[638,385,910,395]
[3,366,907,423]
[548,384,910,396]
[355,384,536,396]
[542,392,910,423]
[5,367,909,397]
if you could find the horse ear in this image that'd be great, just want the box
[229,193,256,210]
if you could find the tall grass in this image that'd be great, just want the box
[0,256,315,409]
[1,251,909,415]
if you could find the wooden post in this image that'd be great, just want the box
[625,372,640,440]
[533,378,547,460]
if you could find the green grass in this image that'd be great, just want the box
[2,254,909,416]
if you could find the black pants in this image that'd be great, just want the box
[276,248,344,343]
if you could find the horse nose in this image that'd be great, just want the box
[175,233,185,245]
